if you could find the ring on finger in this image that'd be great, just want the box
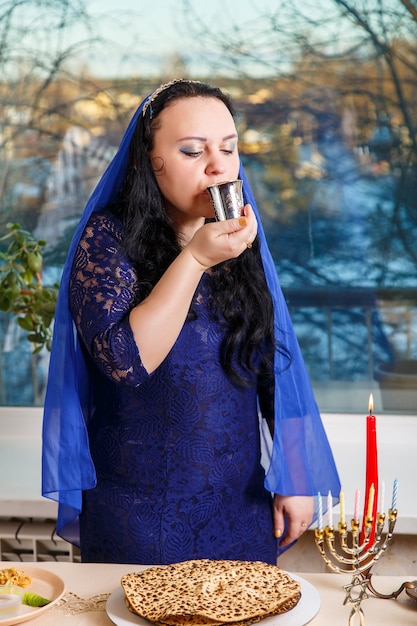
[246,241,252,249]
[301,522,307,528]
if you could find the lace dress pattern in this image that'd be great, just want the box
[69,211,277,564]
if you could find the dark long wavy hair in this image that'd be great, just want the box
[112,80,276,386]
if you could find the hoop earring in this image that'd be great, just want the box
[151,156,165,175]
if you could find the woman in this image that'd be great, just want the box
[42,79,340,564]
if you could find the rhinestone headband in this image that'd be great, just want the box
[142,79,203,119]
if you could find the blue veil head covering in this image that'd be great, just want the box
[42,80,340,548]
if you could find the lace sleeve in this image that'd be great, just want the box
[69,211,150,387]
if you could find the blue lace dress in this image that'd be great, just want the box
[69,210,278,564]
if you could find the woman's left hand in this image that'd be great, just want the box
[272,494,315,547]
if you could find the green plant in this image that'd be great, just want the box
[0,223,58,353]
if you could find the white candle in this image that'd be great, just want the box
[317,492,323,529]
[354,488,360,521]
[339,490,345,525]
[391,478,398,510]
[327,490,333,527]
[379,480,385,513]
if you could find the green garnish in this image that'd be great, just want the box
[22,592,51,607]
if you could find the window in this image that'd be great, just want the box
[1,0,416,414]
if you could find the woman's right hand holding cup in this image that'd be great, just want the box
[186,204,257,269]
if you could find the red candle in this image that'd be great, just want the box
[361,393,379,544]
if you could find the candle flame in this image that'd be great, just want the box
[368,393,374,414]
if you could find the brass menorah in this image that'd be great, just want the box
[314,507,405,625]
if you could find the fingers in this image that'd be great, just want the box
[278,520,309,547]
[272,494,285,540]
[217,204,255,233]
[189,204,257,267]
[218,204,257,247]
[273,508,285,539]
[240,206,257,250]
[272,495,314,546]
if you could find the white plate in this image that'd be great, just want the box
[0,566,65,626]
[106,572,320,626]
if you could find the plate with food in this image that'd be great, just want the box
[106,560,320,626]
[0,566,65,625]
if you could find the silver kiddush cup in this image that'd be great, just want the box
[207,179,244,221]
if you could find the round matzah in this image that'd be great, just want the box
[121,559,301,623]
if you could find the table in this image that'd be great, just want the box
[1,561,416,625]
